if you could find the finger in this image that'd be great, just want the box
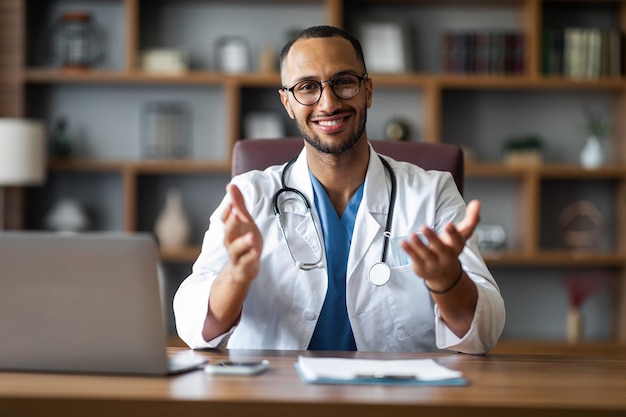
[237,247,260,268]
[400,238,437,278]
[417,227,460,264]
[439,223,466,253]
[228,232,256,263]
[399,239,419,261]
[420,227,442,248]
[421,227,454,256]
[400,233,430,264]
[230,246,260,284]
[223,211,244,245]
[456,199,481,239]
[227,184,253,222]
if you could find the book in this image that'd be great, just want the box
[564,28,584,78]
[442,30,526,75]
[608,30,623,77]
[443,31,468,74]
[600,30,611,77]
[586,29,601,79]
[295,356,468,386]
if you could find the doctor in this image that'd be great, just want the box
[174,25,505,353]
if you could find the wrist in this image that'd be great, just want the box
[425,263,463,295]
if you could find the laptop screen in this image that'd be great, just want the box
[0,232,198,375]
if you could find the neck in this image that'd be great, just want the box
[307,140,370,216]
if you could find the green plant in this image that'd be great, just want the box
[584,107,610,139]
[503,134,544,152]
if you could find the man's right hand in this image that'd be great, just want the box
[202,183,264,342]
[221,183,264,284]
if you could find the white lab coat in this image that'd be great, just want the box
[174,143,505,353]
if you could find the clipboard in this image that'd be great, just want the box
[295,356,468,386]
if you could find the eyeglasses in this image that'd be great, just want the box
[282,73,368,106]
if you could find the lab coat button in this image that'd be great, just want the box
[304,310,317,321]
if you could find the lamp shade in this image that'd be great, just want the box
[0,119,46,185]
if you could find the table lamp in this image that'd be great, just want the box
[0,118,46,230]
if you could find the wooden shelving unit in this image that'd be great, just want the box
[1,0,625,348]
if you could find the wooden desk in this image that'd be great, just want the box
[1,349,625,417]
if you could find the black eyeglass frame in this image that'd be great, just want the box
[281,73,368,106]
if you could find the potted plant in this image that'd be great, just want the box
[502,134,544,166]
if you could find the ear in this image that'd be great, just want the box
[279,89,295,119]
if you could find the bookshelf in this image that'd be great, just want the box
[1,0,625,348]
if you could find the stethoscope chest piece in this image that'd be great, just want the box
[368,262,391,286]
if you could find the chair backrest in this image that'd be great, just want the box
[232,138,464,195]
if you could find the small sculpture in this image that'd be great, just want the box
[45,199,89,232]
[155,189,191,249]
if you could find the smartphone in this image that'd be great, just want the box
[204,359,270,376]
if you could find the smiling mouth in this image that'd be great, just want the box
[316,118,346,127]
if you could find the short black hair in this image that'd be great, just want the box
[279,25,367,74]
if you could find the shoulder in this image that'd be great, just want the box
[230,164,284,206]
[378,155,462,211]
[382,155,454,185]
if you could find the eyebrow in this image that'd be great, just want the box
[289,70,362,85]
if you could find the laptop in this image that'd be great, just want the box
[0,232,207,376]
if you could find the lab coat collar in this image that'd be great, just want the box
[284,143,392,277]
[363,145,392,216]
[285,142,390,214]
[285,145,315,204]
[347,144,392,279]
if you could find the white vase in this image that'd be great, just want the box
[154,189,190,249]
[45,199,89,232]
[579,135,604,169]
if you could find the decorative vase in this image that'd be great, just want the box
[566,306,582,345]
[579,135,604,169]
[154,189,190,249]
[45,199,89,232]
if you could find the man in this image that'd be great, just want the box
[174,25,505,352]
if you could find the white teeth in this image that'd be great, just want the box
[318,119,343,126]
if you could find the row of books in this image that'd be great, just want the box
[442,31,525,75]
[542,28,623,78]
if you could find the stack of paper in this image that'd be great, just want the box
[296,356,467,386]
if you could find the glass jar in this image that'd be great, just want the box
[141,101,189,159]
[51,11,103,69]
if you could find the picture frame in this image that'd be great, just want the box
[215,36,251,73]
[359,21,412,73]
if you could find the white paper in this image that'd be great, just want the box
[297,356,463,381]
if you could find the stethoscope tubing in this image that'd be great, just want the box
[273,152,396,284]
[378,156,396,264]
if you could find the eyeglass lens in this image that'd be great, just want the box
[291,74,363,105]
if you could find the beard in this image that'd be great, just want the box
[297,107,367,155]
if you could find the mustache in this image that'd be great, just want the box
[309,109,352,120]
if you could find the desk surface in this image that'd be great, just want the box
[1,349,625,417]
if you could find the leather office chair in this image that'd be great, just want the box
[232,138,464,195]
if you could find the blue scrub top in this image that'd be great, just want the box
[307,172,363,351]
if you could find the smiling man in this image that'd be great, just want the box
[174,25,505,353]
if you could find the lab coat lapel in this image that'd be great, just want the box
[347,146,390,280]
[284,147,325,269]
[288,148,313,197]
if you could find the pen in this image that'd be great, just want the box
[354,374,416,380]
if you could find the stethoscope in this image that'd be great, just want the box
[272,154,396,286]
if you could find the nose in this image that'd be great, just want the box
[316,81,342,112]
